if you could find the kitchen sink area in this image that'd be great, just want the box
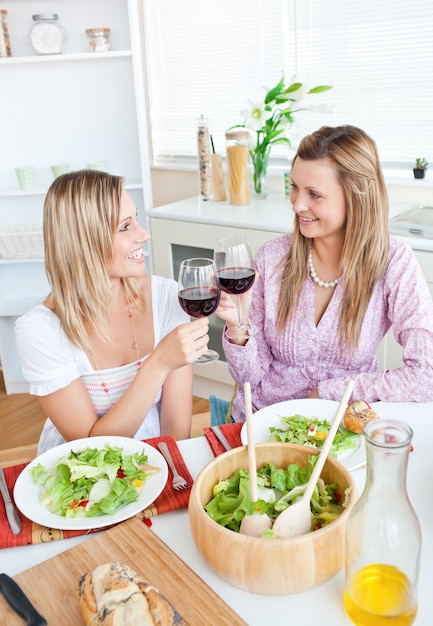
[389,205,433,239]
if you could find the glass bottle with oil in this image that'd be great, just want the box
[344,419,421,626]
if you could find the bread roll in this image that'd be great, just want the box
[343,400,379,434]
[77,562,185,625]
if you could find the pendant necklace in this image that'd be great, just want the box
[92,290,143,408]
[308,243,341,289]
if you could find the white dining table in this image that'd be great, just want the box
[1,401,432,625]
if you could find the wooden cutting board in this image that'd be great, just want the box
[1,517,247,625]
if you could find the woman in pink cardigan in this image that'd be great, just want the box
[217,125,433,422]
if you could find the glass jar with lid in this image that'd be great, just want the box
[85,28,111,52]
[30,14,66,55]
[225,130,250,205]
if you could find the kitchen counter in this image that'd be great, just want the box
[147,196,433,252]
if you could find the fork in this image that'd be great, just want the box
[157,442,189,490]
[210,425,232,451]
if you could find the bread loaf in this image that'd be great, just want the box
[77,562,185,625]
[343,400,379,434]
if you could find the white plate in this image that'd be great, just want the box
[14,436,168,530]
[240,398,366,472]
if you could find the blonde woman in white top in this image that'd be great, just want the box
[15,170,209,453]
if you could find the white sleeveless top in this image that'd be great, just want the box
[15,276,189,454]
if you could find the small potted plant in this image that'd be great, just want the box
[413,158,428,179]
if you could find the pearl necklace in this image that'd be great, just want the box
[308,244,340,289]
[92,290,142,407]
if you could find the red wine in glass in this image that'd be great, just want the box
[178,287,220,318]
[178,258,221,364]
[214,238,257,340]
[217,267,255,295]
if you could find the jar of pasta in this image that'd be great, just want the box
[0,9,12,57]
[225,130,250,205]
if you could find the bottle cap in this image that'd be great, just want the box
[225,130,249,139]
[32,14,59,21]
[85,28,111,34]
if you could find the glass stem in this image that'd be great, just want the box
[236,295,244,328]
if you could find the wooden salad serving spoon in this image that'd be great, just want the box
[239,382,273,537]
[272,379,355,539]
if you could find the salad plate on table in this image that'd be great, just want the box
[14,436,168,531]
[240,398,366,471]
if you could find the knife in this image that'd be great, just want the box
[0,574,47,625]
[0,468,21,535]
[210,425,232,451]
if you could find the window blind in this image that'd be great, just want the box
[143,0,433,166]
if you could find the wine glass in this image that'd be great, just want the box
[213,237,257,341]
[178,258,221,364]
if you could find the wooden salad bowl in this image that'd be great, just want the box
[188,442,357,595]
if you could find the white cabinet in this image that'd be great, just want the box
[0,0,152,393]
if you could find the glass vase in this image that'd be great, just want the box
[344,419,421,626]
[251,145,271,199]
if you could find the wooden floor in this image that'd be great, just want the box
[0,371,210,451]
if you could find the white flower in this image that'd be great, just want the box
[231,76,332,194]
[241,100,273,131]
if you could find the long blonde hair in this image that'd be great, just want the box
[277,125,389,350]
[43,169,142,350]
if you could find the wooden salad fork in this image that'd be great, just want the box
[157,442,189,490]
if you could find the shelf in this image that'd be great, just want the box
[0,258,44,265]
[0,0,154,394]
[0,179,144,199]
[0,186,47,198]
[0,50,132,65]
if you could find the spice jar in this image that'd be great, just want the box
[85,28,111,53]
[0,9,12,57]
[30,14,66,55]
[344,419,421,625]
[196,115,212,201]
[225,130,250,205]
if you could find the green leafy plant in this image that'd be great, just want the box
[415,157,428,170]
[230,75,333,196]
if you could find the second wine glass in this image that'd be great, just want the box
[178,257,221,364]
[214,237,257,341]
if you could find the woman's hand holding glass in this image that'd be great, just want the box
[214,237,257,341]
[178,258,221,363]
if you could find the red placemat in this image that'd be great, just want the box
[0,435,193,548]
[203,422,243,456]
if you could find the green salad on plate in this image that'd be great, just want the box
[268,413,359,457]
[30,443,159,518]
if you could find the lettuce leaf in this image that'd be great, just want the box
[205,455,350,536]
[269,413,359,457]
[30,443,154,518]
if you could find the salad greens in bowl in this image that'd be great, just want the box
[205,454,350,536]
[188,442,357,595]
